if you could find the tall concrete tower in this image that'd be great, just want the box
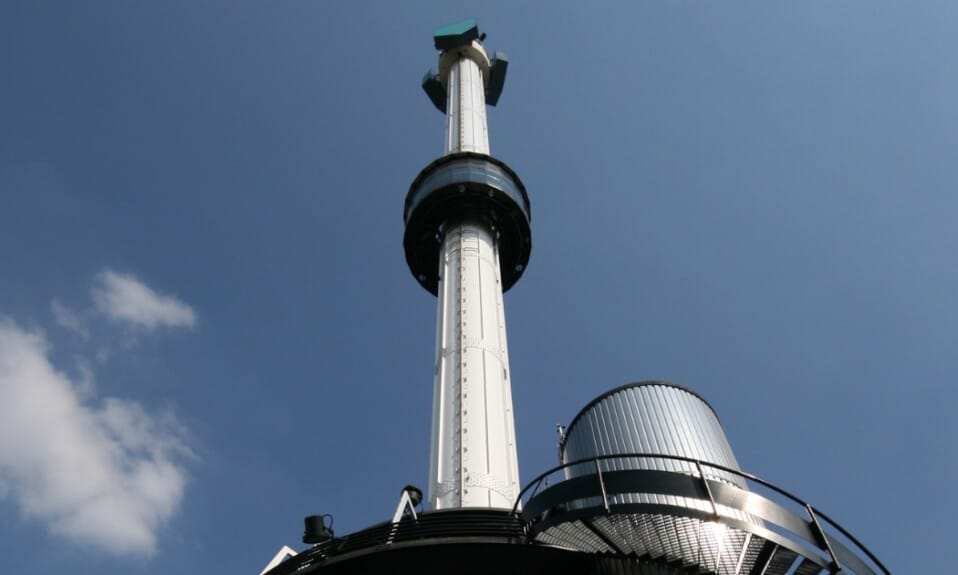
[404,19,530,510]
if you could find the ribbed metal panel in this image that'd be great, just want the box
[561,382,745,488]
[558,381,756,565]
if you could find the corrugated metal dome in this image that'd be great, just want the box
[518,381,888,574]
[554,380,756,570]
[560,381,745,488]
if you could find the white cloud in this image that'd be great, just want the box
[92,269,196,331]
[73,355,96,397]
[50,298,88,340]
[0,320,193,555]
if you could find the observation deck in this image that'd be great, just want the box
[266,455,888,575]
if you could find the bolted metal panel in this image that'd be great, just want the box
[429,222,520,509]
[444,46,490,155]
[420,24,523,511]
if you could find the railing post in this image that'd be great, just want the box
[594,458,610,513]
[806,504,842,573]
[695,460,719,519]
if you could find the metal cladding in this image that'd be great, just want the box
[518,380,890,573]
[527,382,773,573]
[560,382,755,531]
[561,382,745,489]
[404,152,531,295]
[414,20,526,511]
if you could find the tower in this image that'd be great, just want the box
[262,19,890,575]
[404,18,529,510]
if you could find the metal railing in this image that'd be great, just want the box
[511,452,890,575]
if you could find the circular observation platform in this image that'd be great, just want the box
[404,152,531,296]
[265,456,888,575]
[516,453,891,575]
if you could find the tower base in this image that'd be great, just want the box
[263,509,695,575]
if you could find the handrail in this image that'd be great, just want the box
[510,452,890,575]
[513,452,790,514]
[811,505,890,575]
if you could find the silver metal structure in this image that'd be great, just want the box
[561,382,752,518]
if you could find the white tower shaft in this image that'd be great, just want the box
[428,46,520,510]
[444,53,490,155]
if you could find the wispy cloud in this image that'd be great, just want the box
[92,269,197,331]
[0,320,193,555]
[50,298,88,340]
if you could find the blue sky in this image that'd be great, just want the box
[1,2,954,573]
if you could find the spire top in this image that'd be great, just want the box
[433,18,479,51]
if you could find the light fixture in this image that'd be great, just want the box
[302,514,334,544]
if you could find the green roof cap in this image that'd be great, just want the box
[433,18,479,51]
